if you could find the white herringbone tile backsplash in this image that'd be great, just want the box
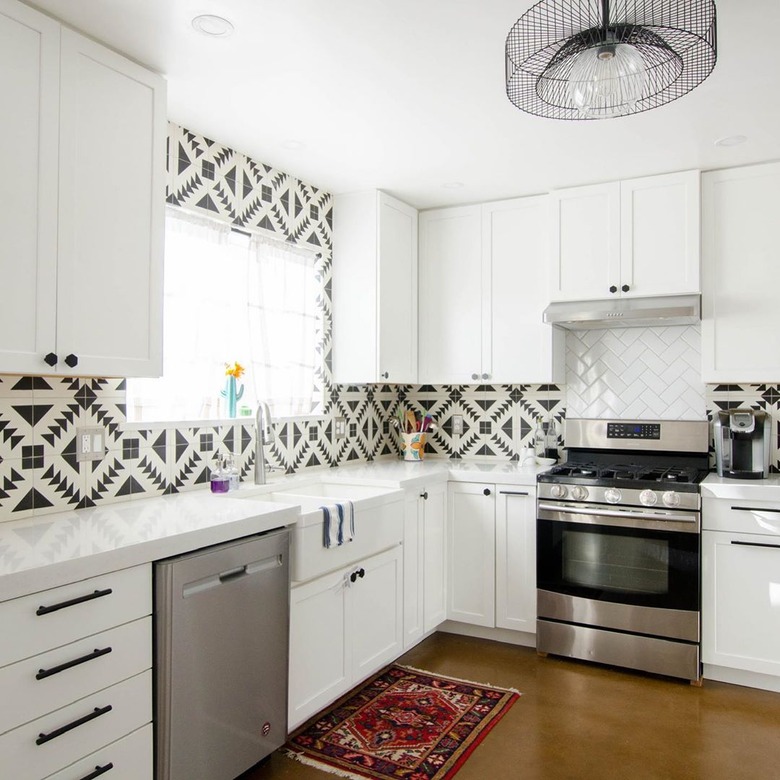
[566,326,706,420]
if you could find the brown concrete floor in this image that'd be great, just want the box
[245,632,780,780]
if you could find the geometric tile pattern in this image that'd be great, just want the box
[566,325,706,421]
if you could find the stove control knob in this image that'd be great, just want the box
[571,486,588,502]
[604,488,622,504]
[639,489,658,507]
[662,491,681,508]
[550,484,568,499]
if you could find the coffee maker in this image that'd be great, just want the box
[714,410,771,479]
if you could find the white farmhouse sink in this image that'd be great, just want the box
[241,481,404,583]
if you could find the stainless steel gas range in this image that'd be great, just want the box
[536,418,710,683]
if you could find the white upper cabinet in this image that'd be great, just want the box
[418,205,483,384]
[0,0,59,374]
[701,162,780,382]
[333,190,418,384]
[57,30,165,377]
[419,197,562,385]
[549,182,620,301]
[550,170,700,302]
[0,1,166,377]
[484,197,564,384]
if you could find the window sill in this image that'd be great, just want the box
[122,414,329,431]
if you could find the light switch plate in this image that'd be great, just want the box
[334,417,346,439]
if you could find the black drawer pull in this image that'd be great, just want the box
[36,588,113,616]
[36,705,113,745]
[79,762,114,780]
[731,506,780,514]
[36,646,113,680]
[731,540,780,550]
[500,490,530,496]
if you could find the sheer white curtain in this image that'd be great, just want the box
[126,207,322,422]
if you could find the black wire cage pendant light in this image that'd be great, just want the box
[506,0,717,120]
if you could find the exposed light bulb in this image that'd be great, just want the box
[568,43,647,118]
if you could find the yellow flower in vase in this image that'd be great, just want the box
[222,362,245,417]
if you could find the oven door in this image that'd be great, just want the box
[537,500,700,616]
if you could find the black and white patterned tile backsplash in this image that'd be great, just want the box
[0,376,567,520]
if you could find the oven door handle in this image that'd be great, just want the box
[537,502,699,532]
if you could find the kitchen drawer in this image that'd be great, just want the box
[702,497,780,535]
[0,564,151,667]
[46,723,153,780]
[0,617,151,735]
[0,669,151,780]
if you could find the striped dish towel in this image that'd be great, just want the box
[321,501,355,548]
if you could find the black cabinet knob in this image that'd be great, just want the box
[609,285,618,294]
[483,488,491,496]
[43,352,58,367]
[350,571,357,583]
[358,568,365,579]
[381,371,389,379]
[420,491,428,501]
[64,353,79,368]
[621,284,630,292]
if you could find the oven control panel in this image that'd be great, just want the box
[606,422,661,440]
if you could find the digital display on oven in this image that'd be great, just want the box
[606,422,661,439]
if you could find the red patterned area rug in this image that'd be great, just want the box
[283,664,520,780]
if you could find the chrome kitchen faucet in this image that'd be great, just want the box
[254,402,274,485]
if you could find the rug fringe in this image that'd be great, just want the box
[283,748,371,780]
[397,663,522,696]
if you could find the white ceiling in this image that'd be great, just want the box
[27,0,780,209]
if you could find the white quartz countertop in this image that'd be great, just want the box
[0,493,299,601]
[701,472,780,501]
[0,458,550,601]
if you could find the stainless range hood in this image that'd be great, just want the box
[543,294,701,330]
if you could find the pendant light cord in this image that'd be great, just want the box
[601,0,610,39]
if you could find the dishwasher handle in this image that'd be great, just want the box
[218,565,248,584]
[182,554,282,598]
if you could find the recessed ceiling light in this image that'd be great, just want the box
[281,140,305,150]
[442,182,464,189]
[191,14,234,38]
[714,135,748,148]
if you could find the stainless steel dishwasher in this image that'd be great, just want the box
[155,529,289,780]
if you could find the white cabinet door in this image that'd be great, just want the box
[484,196,563,384]
[620,170,700,297]
[351,546,403,682]
[0,0,59,374]
[378,193,418,382]
[447,482,495,627]
[403,489,425,648]
[289,568,350,729]
[495,488,536,632]
[333,191,418,384]
[701,163,780,382]
[702,530,780,677]
[418,206,483,384]
[549,182,620,302]
[57,29,165,377]
[423,481,447,633]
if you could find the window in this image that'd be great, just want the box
[126,207,323,422]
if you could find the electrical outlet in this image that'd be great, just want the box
[334,417,347,439]
[76,427,105,462]
[452,414,464,435]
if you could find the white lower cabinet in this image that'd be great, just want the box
[47,724,152,780]
[403,481,447,649]
[288,545,403,729]
[448,482,537,635]
[702,497,780,691]
[495,488,536,632]
[0,564,153,779]
[447,483,496,627]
